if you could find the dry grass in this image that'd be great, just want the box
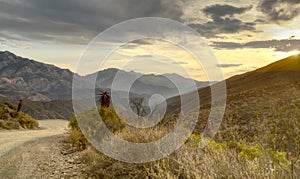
[67,80,300,178]
[80,133,293,178]
[68,107,299,178]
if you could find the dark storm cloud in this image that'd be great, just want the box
[203,4,252,17]
[213,39,300,52]
[0,0,182,44]
[189,17,256,37]
[259,0,300,22]
[188,4,255,37]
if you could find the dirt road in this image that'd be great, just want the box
[0,120,86,178]
[0,120,68,158]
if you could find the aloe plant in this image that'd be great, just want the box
[98,91,110,108]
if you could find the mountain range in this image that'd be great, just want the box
[0,51,207,102]
[1,50,299,119]
[0,51,207,119]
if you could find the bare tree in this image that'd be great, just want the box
[130,97,150,117]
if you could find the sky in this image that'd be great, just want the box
[0,0,300,81]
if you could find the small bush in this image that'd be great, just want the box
[69,117,79,130]
[0,102,38,130]
[239,146,262,161]
[267,149,288,167]
[69,129,88,151]
[188,134,201,147]
[68,108,125,151]
[4,102,15,110]
[18,113,39,129]
[99,108,125,132]
[0,120,19,129]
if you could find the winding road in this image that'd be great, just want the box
[0,120,70,178]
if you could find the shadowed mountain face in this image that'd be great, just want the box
[0,51,75,101]
[167,54,300,113]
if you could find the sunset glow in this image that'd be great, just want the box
[0,0,300,80]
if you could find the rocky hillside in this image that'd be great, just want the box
[0,51,75,101]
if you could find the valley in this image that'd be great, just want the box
[0,52,299,178]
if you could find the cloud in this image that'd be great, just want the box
[189,17,256,37]
[212,39,300,52]
[121,39,156,49]
[203,4,252,17]
[0,37,32,49]
[0,0,183,44]
[188,4,255,37]
[217,63,243,68]
[134,55,154,58]
[131,39,154,45]
[259,0,300,22]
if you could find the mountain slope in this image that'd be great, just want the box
[226,54,300,94]
[166,55,300,159]
[167,54,300,113]
[0,51,75,100]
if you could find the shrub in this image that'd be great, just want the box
[69,117,79,130]
[267,149,288,167]
[0,102,38,130]
[98,108,125,132]
[18,113,39,129]
[0,120,19,129]
[238,146,262,161]
[68,108,125,151]
[69,129,88,151]
[188,134,201,147]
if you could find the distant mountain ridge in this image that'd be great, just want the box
[87,68,207,98]
[0,51,207,101]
